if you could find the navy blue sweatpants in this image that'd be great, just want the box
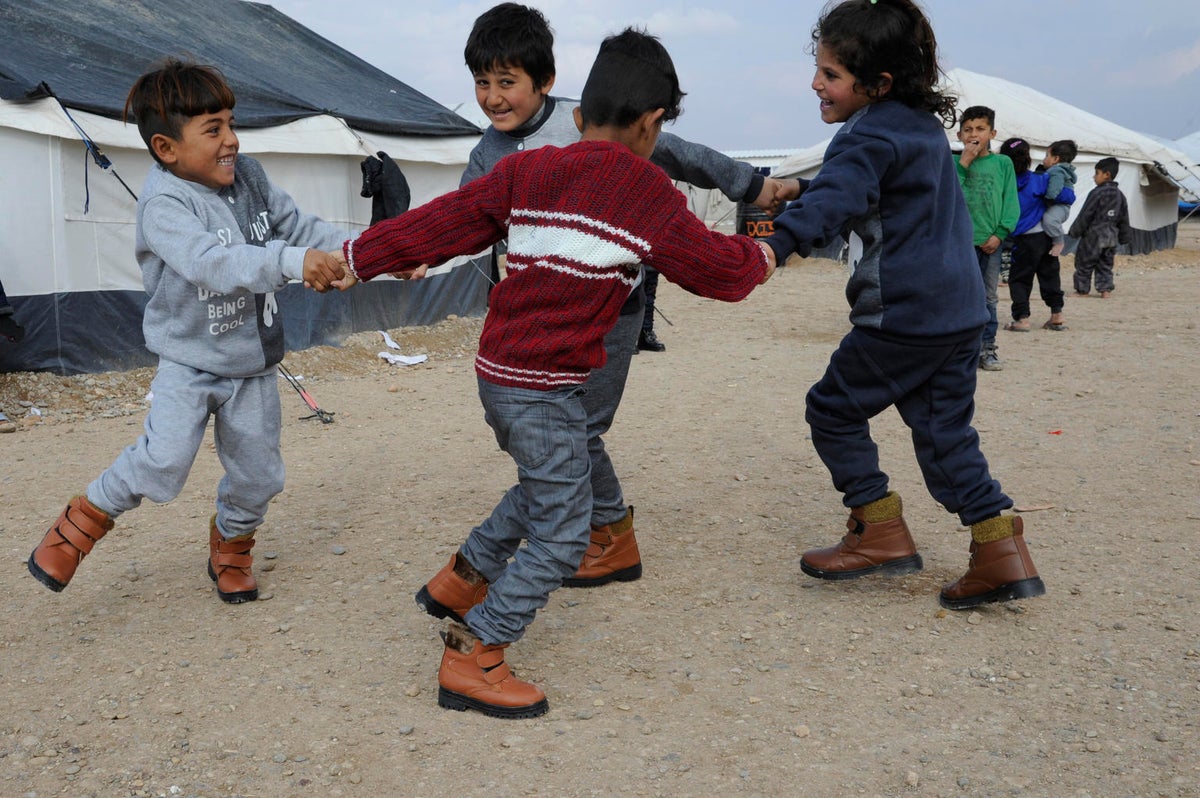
[805,326,1011,527]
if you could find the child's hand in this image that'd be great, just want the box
[326,249,358,290]
[390,264,429,280]
[302,248,343,292]
[758,241,777,283]
[959,139,987,166]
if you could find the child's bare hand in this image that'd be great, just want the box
[302,248,343,292]
[758,241,777,283]
[326,249,358,290]
[959,139,987,166]
[391,264,429,280]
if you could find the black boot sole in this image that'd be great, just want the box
[938,576,1046,611]
[27,555,68,592]
[561,562,642,588]
[207,561,258,603]
[415,585,467,623]
[800,553,923,581]
[438,687,548,719]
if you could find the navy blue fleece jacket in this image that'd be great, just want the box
[765,101,987,338]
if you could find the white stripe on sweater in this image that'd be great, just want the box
[475,354,590,387]
[511,209,651,253]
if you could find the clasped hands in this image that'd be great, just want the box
[752,177,803,216]
[302,248,429,292]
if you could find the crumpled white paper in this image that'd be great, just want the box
[378,330,428,366]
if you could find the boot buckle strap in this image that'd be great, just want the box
[482,661,512,685]
[212,551,253,569]
[54,519,100,554]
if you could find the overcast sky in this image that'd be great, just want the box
[267,0,1200,152]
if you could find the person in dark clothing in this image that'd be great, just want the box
[637,266,666,351]
[1069,157,1131,297]
[763,0,1045,612]
[0,278,24,344]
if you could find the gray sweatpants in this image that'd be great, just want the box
[87,359,285,539]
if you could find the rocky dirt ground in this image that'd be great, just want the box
[1,235,1198,797]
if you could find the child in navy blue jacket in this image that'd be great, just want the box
[763,0,1044,611]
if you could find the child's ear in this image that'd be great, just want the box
[642,107,666,131]
[150,133,178,164]
[537,74,556,95]
[872,72,893,99]
[573,106,584,134]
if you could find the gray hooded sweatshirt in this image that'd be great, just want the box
[136,155,347,378]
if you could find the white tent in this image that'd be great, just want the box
[0,0,485,375]
[1168,130,1200,213]
[771,68,1192,254]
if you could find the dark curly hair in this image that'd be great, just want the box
[809,0,957,129]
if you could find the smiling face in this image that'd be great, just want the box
[473,63,553,132]
[154,108,239,189]
[811,42,873,124]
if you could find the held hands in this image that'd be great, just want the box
[326,248,358,290]
[301,248,357,292]
[979,234,1001,255]
[752,177,804,215]
[302,249,345,292]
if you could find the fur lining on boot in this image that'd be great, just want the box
[859,492,903,523]
[970,515,1015,544]
[442,622,480,654]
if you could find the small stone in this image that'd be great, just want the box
[966,612,983,625]
[1085,741,1102,752]
[905,771,919,787]
[404,684,421,697]
[792,725,811,738]
[398,726,415,736]
[331,546,347,555]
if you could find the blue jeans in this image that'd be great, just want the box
[583,290,643,527]
[975,246,1001,348]
[462,378,592,645]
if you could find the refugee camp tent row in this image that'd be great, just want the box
[0,0,484,375]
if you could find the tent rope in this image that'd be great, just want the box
[58,103,139,209]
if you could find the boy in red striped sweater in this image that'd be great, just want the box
[336,28,774,719]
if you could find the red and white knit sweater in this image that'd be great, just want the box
[346,140,767,390]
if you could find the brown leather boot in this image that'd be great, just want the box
[940,516,1045,610]
[28,496,114,592]
[416,553,488,623]
[437,622,548,719]
[800,492,923,580]
[207,516,258,604]
[563,507,642,588]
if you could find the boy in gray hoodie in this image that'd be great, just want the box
[28,59,351,603]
